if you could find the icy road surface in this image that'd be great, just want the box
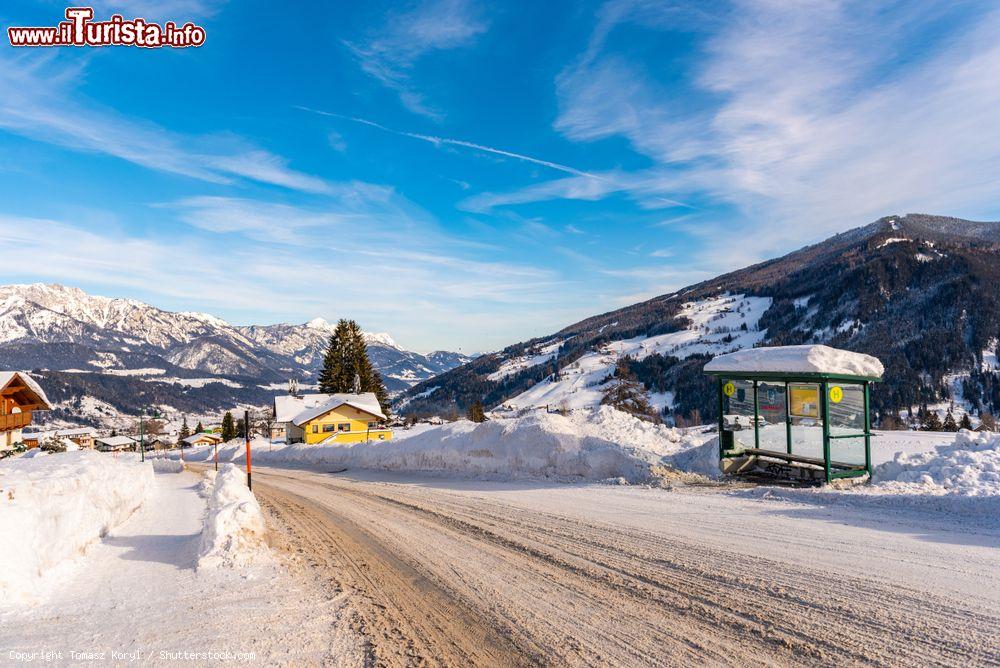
[251,465,1000,667]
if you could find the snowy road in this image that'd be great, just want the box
[247,465,1000,667]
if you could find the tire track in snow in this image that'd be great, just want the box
[251,467,1000,667]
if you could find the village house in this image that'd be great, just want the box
[273,392,391,445]
[55,427,96,449]
[183,432,224,447]
[94,435,137,452]
[0,371,52,451]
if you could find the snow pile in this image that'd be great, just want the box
[668,436,722,479]
[171,407,712,484]
[0,451,154,602]
[197,469,217,498]
[151,458,185,473]
[870,430,999,504]
[198,464,268,569]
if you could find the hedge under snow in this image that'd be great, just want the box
[0,450,154,603]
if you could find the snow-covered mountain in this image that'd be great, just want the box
[0,284,472,423]
[399,214,1000,426]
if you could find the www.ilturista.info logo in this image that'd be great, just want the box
[8,7,206,48]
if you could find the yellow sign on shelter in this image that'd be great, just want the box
[789,384,819,418]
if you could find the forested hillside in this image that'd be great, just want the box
[398,214,1000,426]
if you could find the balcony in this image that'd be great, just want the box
[0,411,31,431]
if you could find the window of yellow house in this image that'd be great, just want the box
[338,423,350,432]
[368,421,377,429]
[312,424,318,434]
[323,424,335,433]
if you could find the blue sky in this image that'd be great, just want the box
[1,0,999,353]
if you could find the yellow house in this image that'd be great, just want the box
[276,392,392,445]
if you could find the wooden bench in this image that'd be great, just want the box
[742,448,865,471]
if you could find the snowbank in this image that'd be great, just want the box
[167,407,712,484]
[151,458,185,473]
[866,430,999,510]
[0,451,155,603]
[198,465,268,569]
[736,430,1000,518]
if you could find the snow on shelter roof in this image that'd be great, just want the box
[704,345,884,379]
[291,392,386,426]
[0,371,52,409]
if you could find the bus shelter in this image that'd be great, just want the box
[704,345,883,483]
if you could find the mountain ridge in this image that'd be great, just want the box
[397,213,1000,424]
[0,283,472,424]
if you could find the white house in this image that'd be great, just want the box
[95,435,137,452]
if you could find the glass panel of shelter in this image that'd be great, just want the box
[788,382,824,460]
[755,382,787,453]
[721,379,755,450]
[827,383,867,466]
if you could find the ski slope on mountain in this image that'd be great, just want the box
[505,294,770,410]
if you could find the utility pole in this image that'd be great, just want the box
[244,409,252,490]
[139,412,145,463]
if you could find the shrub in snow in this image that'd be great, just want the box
[0,451,154,603]
[198,464,268,570]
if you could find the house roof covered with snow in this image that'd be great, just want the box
[274,393,334,423]
[289,392,386,426]
[0,371,52,409]
[704,345,884,380]
[184,432,222,444]
[55,427,94,437]
[95,435,137,447]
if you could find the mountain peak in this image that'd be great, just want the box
[305,317,332,330]
[363,331,399,350]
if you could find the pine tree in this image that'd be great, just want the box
[195,421,204,434]
[467,399,486,423]
[177,416,191,446]
[236,417,246,439]
[317,319,391,417]
[921,410,943,431]
[110,428,118,437]
[959,412,973,430]
[221,411,236,441]
[942,409,958,432]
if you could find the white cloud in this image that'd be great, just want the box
[345,0,488,118]
[493,0,1000,273]
[0,210,580,352]
[0,53,332,194]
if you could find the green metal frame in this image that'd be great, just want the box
[714,370,877,483]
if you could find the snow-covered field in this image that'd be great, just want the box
[0,450,154,603]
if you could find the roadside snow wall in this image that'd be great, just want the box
[198,464,268,569]
[164,407,712,484]
[0,451,155,603]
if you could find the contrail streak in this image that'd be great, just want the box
[295,105,692,209]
